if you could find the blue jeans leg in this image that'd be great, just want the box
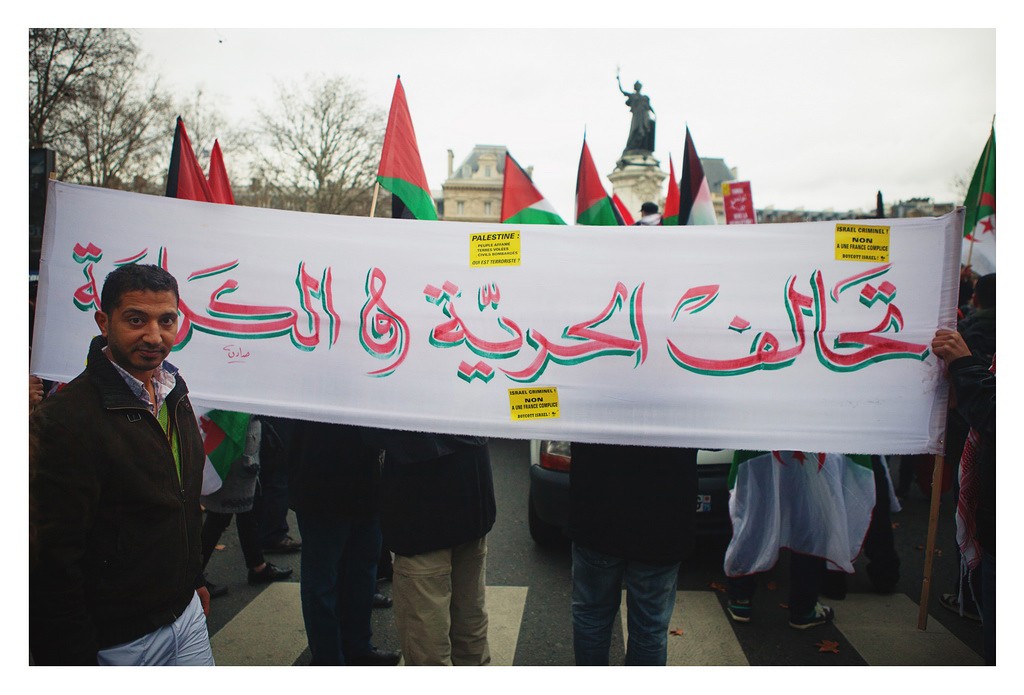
[571,543,625,666]
[338,516,382,662]
[297,513,346,665]
[622,560,680,666]
[297,514,380,665]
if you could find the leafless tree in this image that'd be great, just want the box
[250,75,383,215]
[29,28,134,148]
[30,28,173,192]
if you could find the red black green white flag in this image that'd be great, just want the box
[377,76,438,221]
[575,139,623,226]
[611,194,635,225]
[662,155,680,226]
[679,126,717,226]
[500,152,566,225]
[165,116,213,203]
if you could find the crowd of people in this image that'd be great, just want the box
[28,262,995,666]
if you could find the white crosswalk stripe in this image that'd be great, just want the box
[209,585,980,666]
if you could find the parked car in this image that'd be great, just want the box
[527,440,734,545]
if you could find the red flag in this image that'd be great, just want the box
[165,116,213,202]
[206,139,235,205]
[662,155,680,225]
[377,76,437,220]
[611,194,635,225]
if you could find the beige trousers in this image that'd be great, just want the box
[392,536,491,666]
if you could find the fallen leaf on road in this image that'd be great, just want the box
[779,602,789,609]
[766,581,778,591]
[215,544,226,551]
[892,522,900,529]
[709,581,727,593]
[670,629,684,636]
[816,640,840,654]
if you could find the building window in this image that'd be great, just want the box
[484,201,492,216]
[485,166,492,178]
[457,201,465,215]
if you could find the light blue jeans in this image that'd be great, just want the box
[96,591,214,665]
[571,543,679,666]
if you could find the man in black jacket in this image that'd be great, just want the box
[932,329,996,665]
[30,264,213,665]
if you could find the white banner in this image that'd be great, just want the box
[32,182,962,454]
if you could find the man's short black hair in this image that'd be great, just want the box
[973,273,995,309]
[640,202,659,215]
[99,264,179,313]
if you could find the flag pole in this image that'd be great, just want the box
[917,453,946,630]
[369,181,380,218]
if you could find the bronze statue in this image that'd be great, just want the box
[617,72,655,154]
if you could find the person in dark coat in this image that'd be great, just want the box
[568,442,698,665]
[288,420,399,666]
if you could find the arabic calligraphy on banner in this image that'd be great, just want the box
[32,182,963,454]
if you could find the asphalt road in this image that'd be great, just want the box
[202,438,985,666]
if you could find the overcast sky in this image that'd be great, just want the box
[127,25,996,218]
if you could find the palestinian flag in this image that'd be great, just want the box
[662,155,680,225]
[575,139,623,226]
[207,139,235,205]
[377,76,438,220]
[611,193,635,225]
[500,152,566,224]
[165,116,213,202]
[198,410,252,495]
[724,451,875,577]
[679,126,717,226]
[962,125,996,274]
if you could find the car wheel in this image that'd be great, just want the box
[528,490,563,546]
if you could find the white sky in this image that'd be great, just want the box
[129,26,995,218]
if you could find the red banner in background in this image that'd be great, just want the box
[723,180,756,225]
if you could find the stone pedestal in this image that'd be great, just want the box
[607,152,667,221]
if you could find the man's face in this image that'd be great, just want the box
[94,289,179,380]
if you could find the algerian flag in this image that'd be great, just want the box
[197,409,252,496]
[500,152,566,225]
[575,138,624,226]
[724,451,875,576]
[679,126,717,226]
[962,124,995,274]
[377,76,438,221]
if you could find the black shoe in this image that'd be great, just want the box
[262,535,302,554]
[373,592,393,609]
[204,577,229,599]
[348,647,401,666]
[248,562,293,585]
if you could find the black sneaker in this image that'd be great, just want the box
[248,562,293,585]
[789,602,835,629]
[203,576,228,599]
[348,647,401,666]
[727,599,752,623]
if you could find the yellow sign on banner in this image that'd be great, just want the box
[470,231,521,268]
[834,223,890,262]
[508,386,560,421]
